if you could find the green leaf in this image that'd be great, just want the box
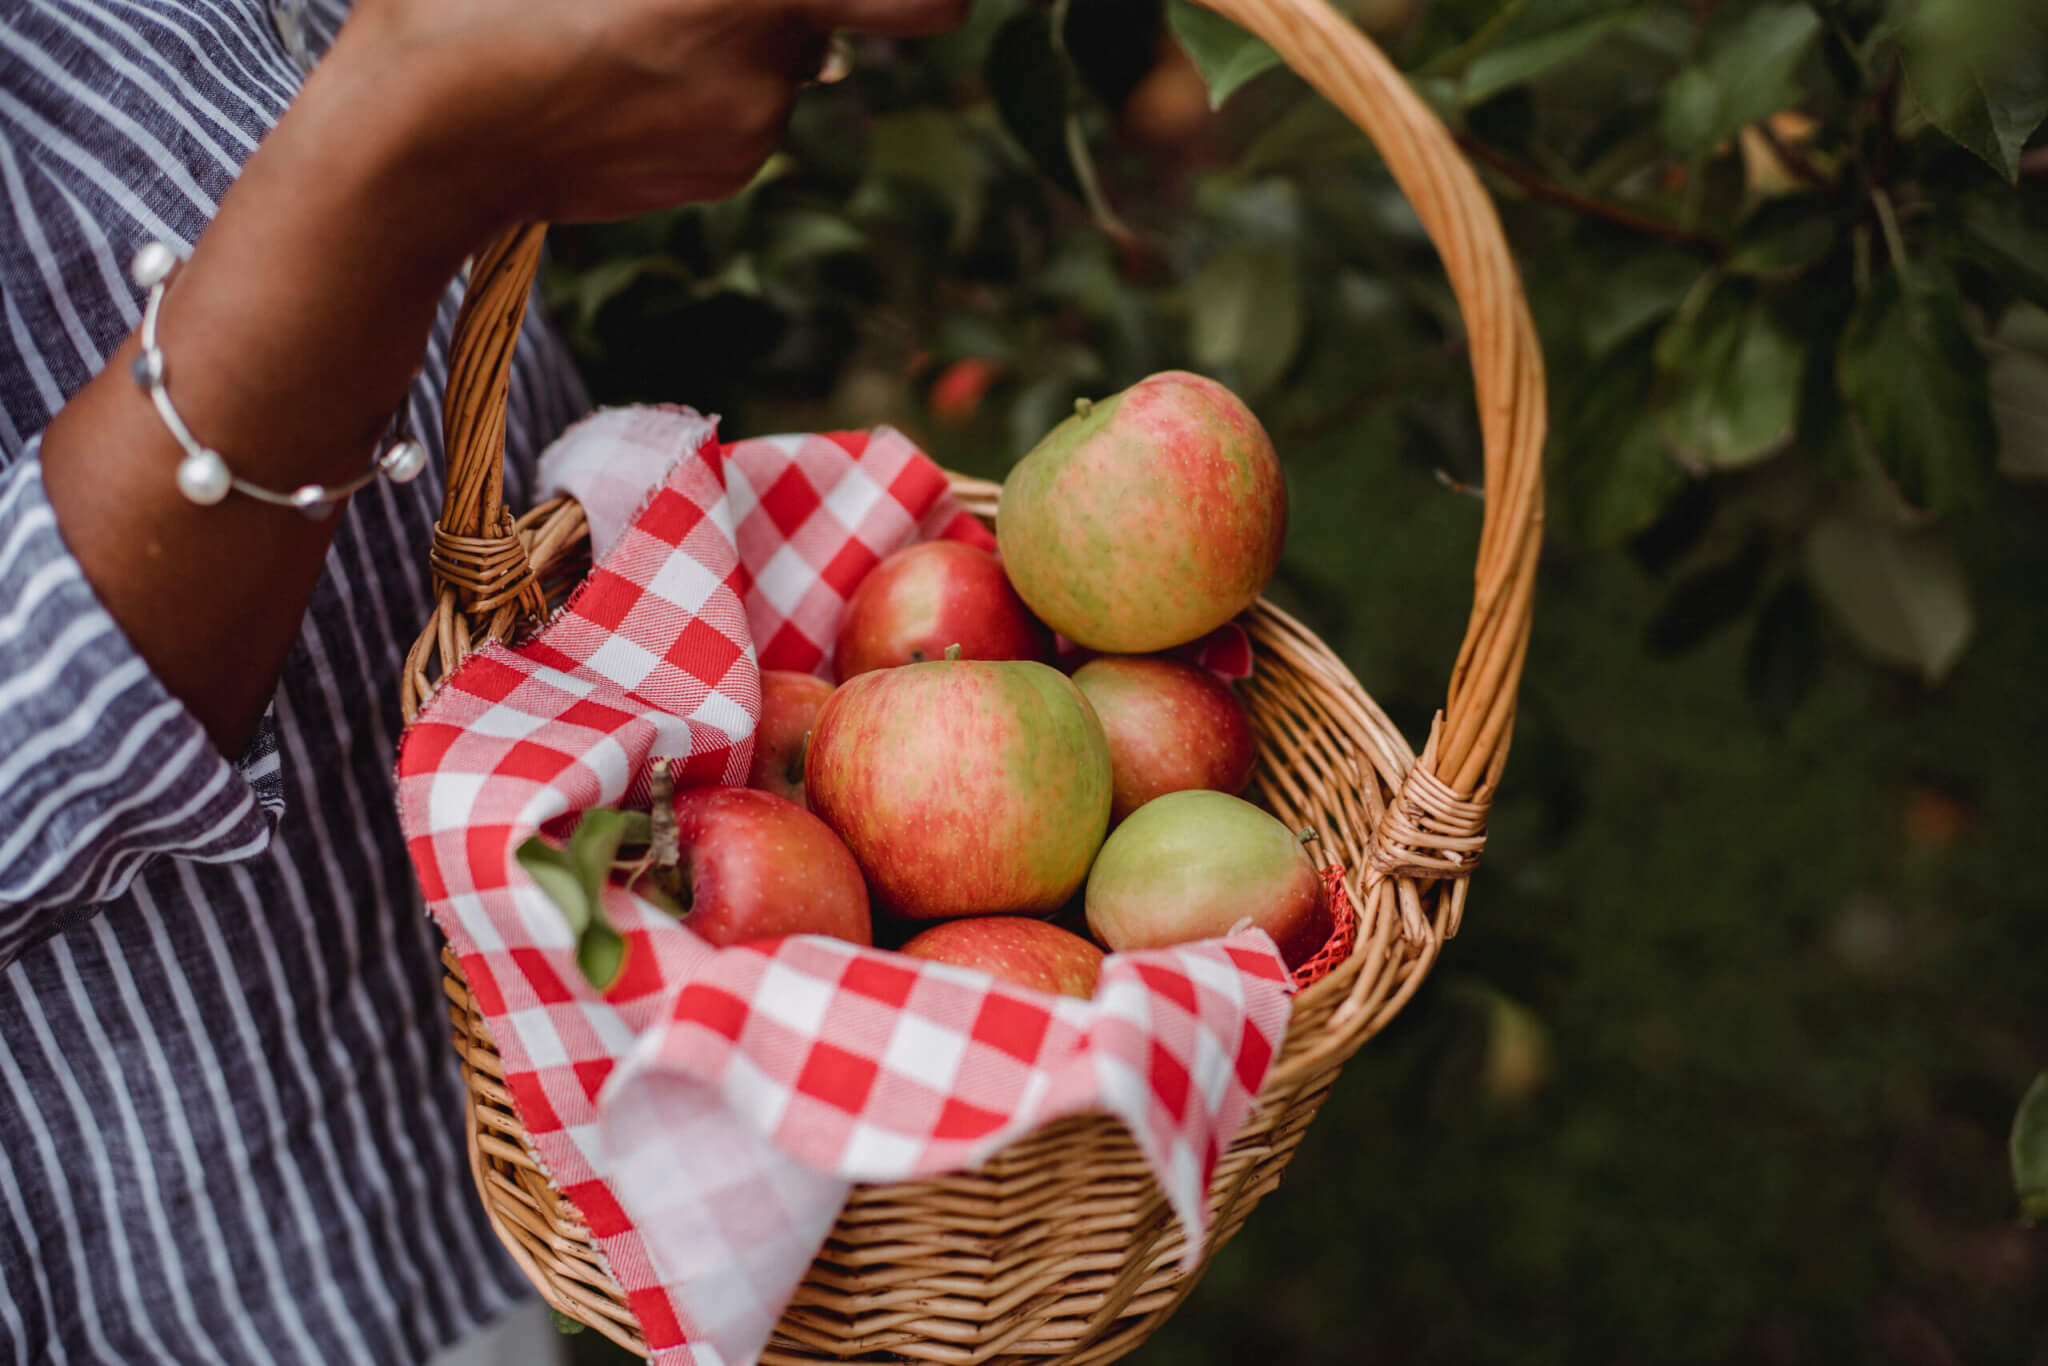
[1234,95,1373,176]
[515,808,641,993]
[1805,513,1973,684]
[1653,280,1803,471]
[1986,302,2048,480]
[514,838,590,935]
[1836,268,1997,513]
[1948,194,2048,313]
[867,110,989,248]
[550,1310,587,1336]
[1904,14,2048,183]
[2015,1073,2048,1222]
[1190,244,1303,399]
[567,807,638,893]
[761,212,868,277]
[576,927,627,995]
[1660,6,1821,154]
[1462,13,1633,107]
[1581,252,1707,356]
[1644,538,1766,656]
[1167,0,1281,109]
[1725,198,1839,280]
[987,12,1083,200]
[1560,344,1688,547]
[1744,578,1825,726]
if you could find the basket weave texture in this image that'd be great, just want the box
[402,0,1545,1358]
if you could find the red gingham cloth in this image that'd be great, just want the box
[397,407,1299,1364]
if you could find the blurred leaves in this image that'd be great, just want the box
[988,11,1083,198]
[1191,244,1303,398]
[1654,279,1803,470]
[1986,302,2048,479]
[1560,345,1687,547]
[1836,266,1995,514]
[543,0,2048,700]
[1805,513,1973,684]
[2016,1073,2048,1222]
[1645,536,1767,655]
[1660,5,1820,155]
[1744,577,1825,725]
[1460,13,1639,109]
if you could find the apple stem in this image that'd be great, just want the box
[647,758,686,905]
[1074,397,1094,418]
[944,643,962,661]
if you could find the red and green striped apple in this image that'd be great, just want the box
[806,653,1112,919]
[997,370,1284,653]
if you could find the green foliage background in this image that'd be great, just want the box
[556,0,2048,1360]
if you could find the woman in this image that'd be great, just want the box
[0,0,964,1360]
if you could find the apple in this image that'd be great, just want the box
[1085,790,1329,970]
[899,917,1105,998]
[747,670,834,808]
[834,540,1051,680]
[996,370,1285,653]
[663,785,871,948]
[1071,655,1257,823]
[806,652,1112,919]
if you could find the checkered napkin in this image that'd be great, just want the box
[397,406,1298,1365]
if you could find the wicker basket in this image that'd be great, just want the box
[400,0,1545,1358]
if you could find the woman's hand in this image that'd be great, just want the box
[331,0,970,230]
[36,0,970,757]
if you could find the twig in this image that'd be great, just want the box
[1051,0,1137,249]
[1870,186,1910,274]
[1456,135,1725,256]
[1872,62,1901,190]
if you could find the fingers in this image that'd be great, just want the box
[790,0,971,38]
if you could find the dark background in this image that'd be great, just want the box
[552,0,2048,1360]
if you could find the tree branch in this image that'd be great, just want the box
[1456,136,1725,257]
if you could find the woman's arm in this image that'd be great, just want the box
[34,0,965,757]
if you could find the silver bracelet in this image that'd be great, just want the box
[128,241,429,519]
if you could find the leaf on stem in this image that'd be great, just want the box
[2015,1073,2048,1223]
[987,11,1085,200]
[515,807,641,992]
[1660,5,1821,155]
[1835,266,1996,513]
[1653,280,1803,471]
[1804,513,1973,685]
[1167,0,1281,110]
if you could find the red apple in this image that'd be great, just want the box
[1085,790,1329,970]
[834,540,1051,680]
[997,370,1284,653]
[899,917,1105,998]
[1071,655,1257,823]
[747,670,834,808]
[664,786,871,948]
[806,653,1112,919]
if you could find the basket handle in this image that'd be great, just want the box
[416,0,1544,881]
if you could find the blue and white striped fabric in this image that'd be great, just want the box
[0,2,589,1360]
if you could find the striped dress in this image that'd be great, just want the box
[0,2,589,1360]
